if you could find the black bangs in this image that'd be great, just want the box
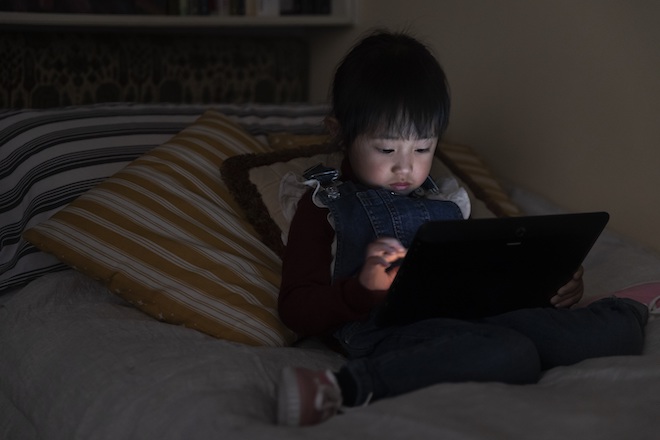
[331,31,450,147]
[363,64,448,140]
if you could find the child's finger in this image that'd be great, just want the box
[366,239,407,262]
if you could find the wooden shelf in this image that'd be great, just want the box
[0,0,355,29]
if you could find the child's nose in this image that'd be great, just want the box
[392,156,412,174]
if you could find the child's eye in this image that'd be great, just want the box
[416,148,431,153]
[379,148,395,154]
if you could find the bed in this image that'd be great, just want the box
[2,30,660,440]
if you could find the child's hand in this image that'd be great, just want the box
[551,265,584,308]
[358,237,407,292]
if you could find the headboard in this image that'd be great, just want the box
[0,31,309,108]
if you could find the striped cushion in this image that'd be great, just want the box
[437,143,522,218]
[0,103,328,293]
[23,110,298,346]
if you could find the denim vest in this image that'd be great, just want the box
[315,180,463,282]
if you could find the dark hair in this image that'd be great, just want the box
[331,30,451,147]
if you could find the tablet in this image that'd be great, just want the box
[377,212,609,326]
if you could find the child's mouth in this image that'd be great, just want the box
[390,182,411,192]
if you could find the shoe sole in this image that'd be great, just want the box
[277,367,301,426]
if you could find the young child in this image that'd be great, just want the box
[276,30,649,427]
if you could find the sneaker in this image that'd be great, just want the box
[277,367,342,426]
[652,298,660,317]
[583,282,660,320]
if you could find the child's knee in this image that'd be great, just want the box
[489,328,541,384]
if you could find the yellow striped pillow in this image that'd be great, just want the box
[24,110,297,347]
[436,142,522,218]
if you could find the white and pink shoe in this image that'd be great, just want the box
[582,282,660,320]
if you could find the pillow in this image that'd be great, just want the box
[0,103,329,294]
[435,143,521,218]
[221,143,342,256]
[0,105,198,293]
[220,141,512,256]
[24,110,297,347]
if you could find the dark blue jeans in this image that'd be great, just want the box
[334,298,648,405]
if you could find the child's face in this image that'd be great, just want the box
[348,134,437,195]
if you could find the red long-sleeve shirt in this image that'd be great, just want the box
[277,173,386,337]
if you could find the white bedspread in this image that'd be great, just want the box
[2,187,660,440]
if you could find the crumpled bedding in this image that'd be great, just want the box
[2,188,660,440]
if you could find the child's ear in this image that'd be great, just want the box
[324,116,340,138]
